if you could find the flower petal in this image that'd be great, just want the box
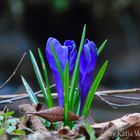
[64,40,77,75]
[46,37,68,106]
[46,37,68,71]
[80,39,97,111]
[46,37,77,106]
[54,72,64,106]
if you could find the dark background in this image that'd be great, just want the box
[0,0,140,96]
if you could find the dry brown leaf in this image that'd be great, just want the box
[91,113,140,140]
[19,104,48,132]
[58,126,83,139]
[26,106,79,122]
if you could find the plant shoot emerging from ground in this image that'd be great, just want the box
[22,24,108,128]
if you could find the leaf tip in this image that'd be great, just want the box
[105,60,109,65]
[83,24,86,33]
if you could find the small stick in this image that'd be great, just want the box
[0,92,57,99]
[0,52,27,89]
[96,88,140,95]
[0,85,56,104]
[0,88,140,105]
[0,84,56,99]
[0,88,140,99]
[97,94,140,107]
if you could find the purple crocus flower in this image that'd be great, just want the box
[46,37,77,106]
[80,39,97,112]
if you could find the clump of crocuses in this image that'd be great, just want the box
[46,37,97,112]
[24,25,107,126]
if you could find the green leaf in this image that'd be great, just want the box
[21,76,39,105]
[1,111,14,119]
[50,43,64,85]
[73,89,81,115]
[71,66,79,109]
[82,61,108,117]
[29,50,53,107]
[69,24,86,110]
[64,61,69,126]
[38,48,54,106]
[97,39,107,56]
[12,129,26,135]
[83,123,96,140]
[0,128,4,136]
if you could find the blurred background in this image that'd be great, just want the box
[0,0,140,121]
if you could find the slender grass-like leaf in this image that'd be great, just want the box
[74,90,80,115]
[71,86,80,114]
[50,43,64,85]
[21,76,39,104]
[82,60,108,117]
[71,66,79,108]
[69,24,86,110]
[38,48,54,106]
[29,50,53,107]
[83,123,96,140]
[64,61,69,126]
[21,75,50,126]
[97,39,107,56]
[1,111,15,119]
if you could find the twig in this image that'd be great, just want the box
[0,93,57,99]
[0,88,140,105]
[0,52,27,89]
[97,94,140,107]
[0,84,56,104]
[103,94,140,101]
[96,88,140,95]
[95,88,140,107]
[0,84,56,99]
[0,88,139,99]
[0,90,41,104]
[0,93,58,104]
